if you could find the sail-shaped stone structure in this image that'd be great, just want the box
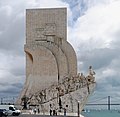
[17,8,96,114]
[18,8,77,103]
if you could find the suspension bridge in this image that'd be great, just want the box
[1,96,120,110]
[86,96,120,110]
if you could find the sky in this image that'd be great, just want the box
[0,0,120,104]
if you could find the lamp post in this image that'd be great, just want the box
[108,96,110,110]
[1,98,3,104]
[78,101,80,117]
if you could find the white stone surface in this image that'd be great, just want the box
[18,8,77,104]
[17,8,95,115]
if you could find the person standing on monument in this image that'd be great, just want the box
[49,104,52,116]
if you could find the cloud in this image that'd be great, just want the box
[0,0,120,104]
[69,0,120,50]
[0,1,25,56]
[0,0,69,98]
[67,0,120,98]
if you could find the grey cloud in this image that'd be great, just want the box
[65,0,120,100]
[61,0,111,23]
[77,48,119,70]
[0,89,20,97]
[0,83,23,97]
[11,83,23,89]
[10,68,25,76]
[92,69,120,96]
[9,58,25,76]
[0,0,120,104]
[0,0,25,56]
[0,82,9,87]
[105,76,120,88]
[0,15,25,56]
[111,30,120,49]
[77,43,120,97]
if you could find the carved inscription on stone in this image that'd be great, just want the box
[45,23,56,35]
[35,28,46,40]
[47,36,54,42]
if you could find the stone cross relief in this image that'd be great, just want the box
[35,23,56,41]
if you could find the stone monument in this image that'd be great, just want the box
[17,8,96,114]
[18,8,77,104]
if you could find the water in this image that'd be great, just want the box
[81,110,120,117]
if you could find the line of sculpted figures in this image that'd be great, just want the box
[23,66,95,105]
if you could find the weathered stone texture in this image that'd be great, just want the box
[26,8,67,43]
[18,8,77,103]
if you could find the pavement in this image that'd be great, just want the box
[10,113,84,117]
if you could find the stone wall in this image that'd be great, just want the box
[18,8,77,105]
